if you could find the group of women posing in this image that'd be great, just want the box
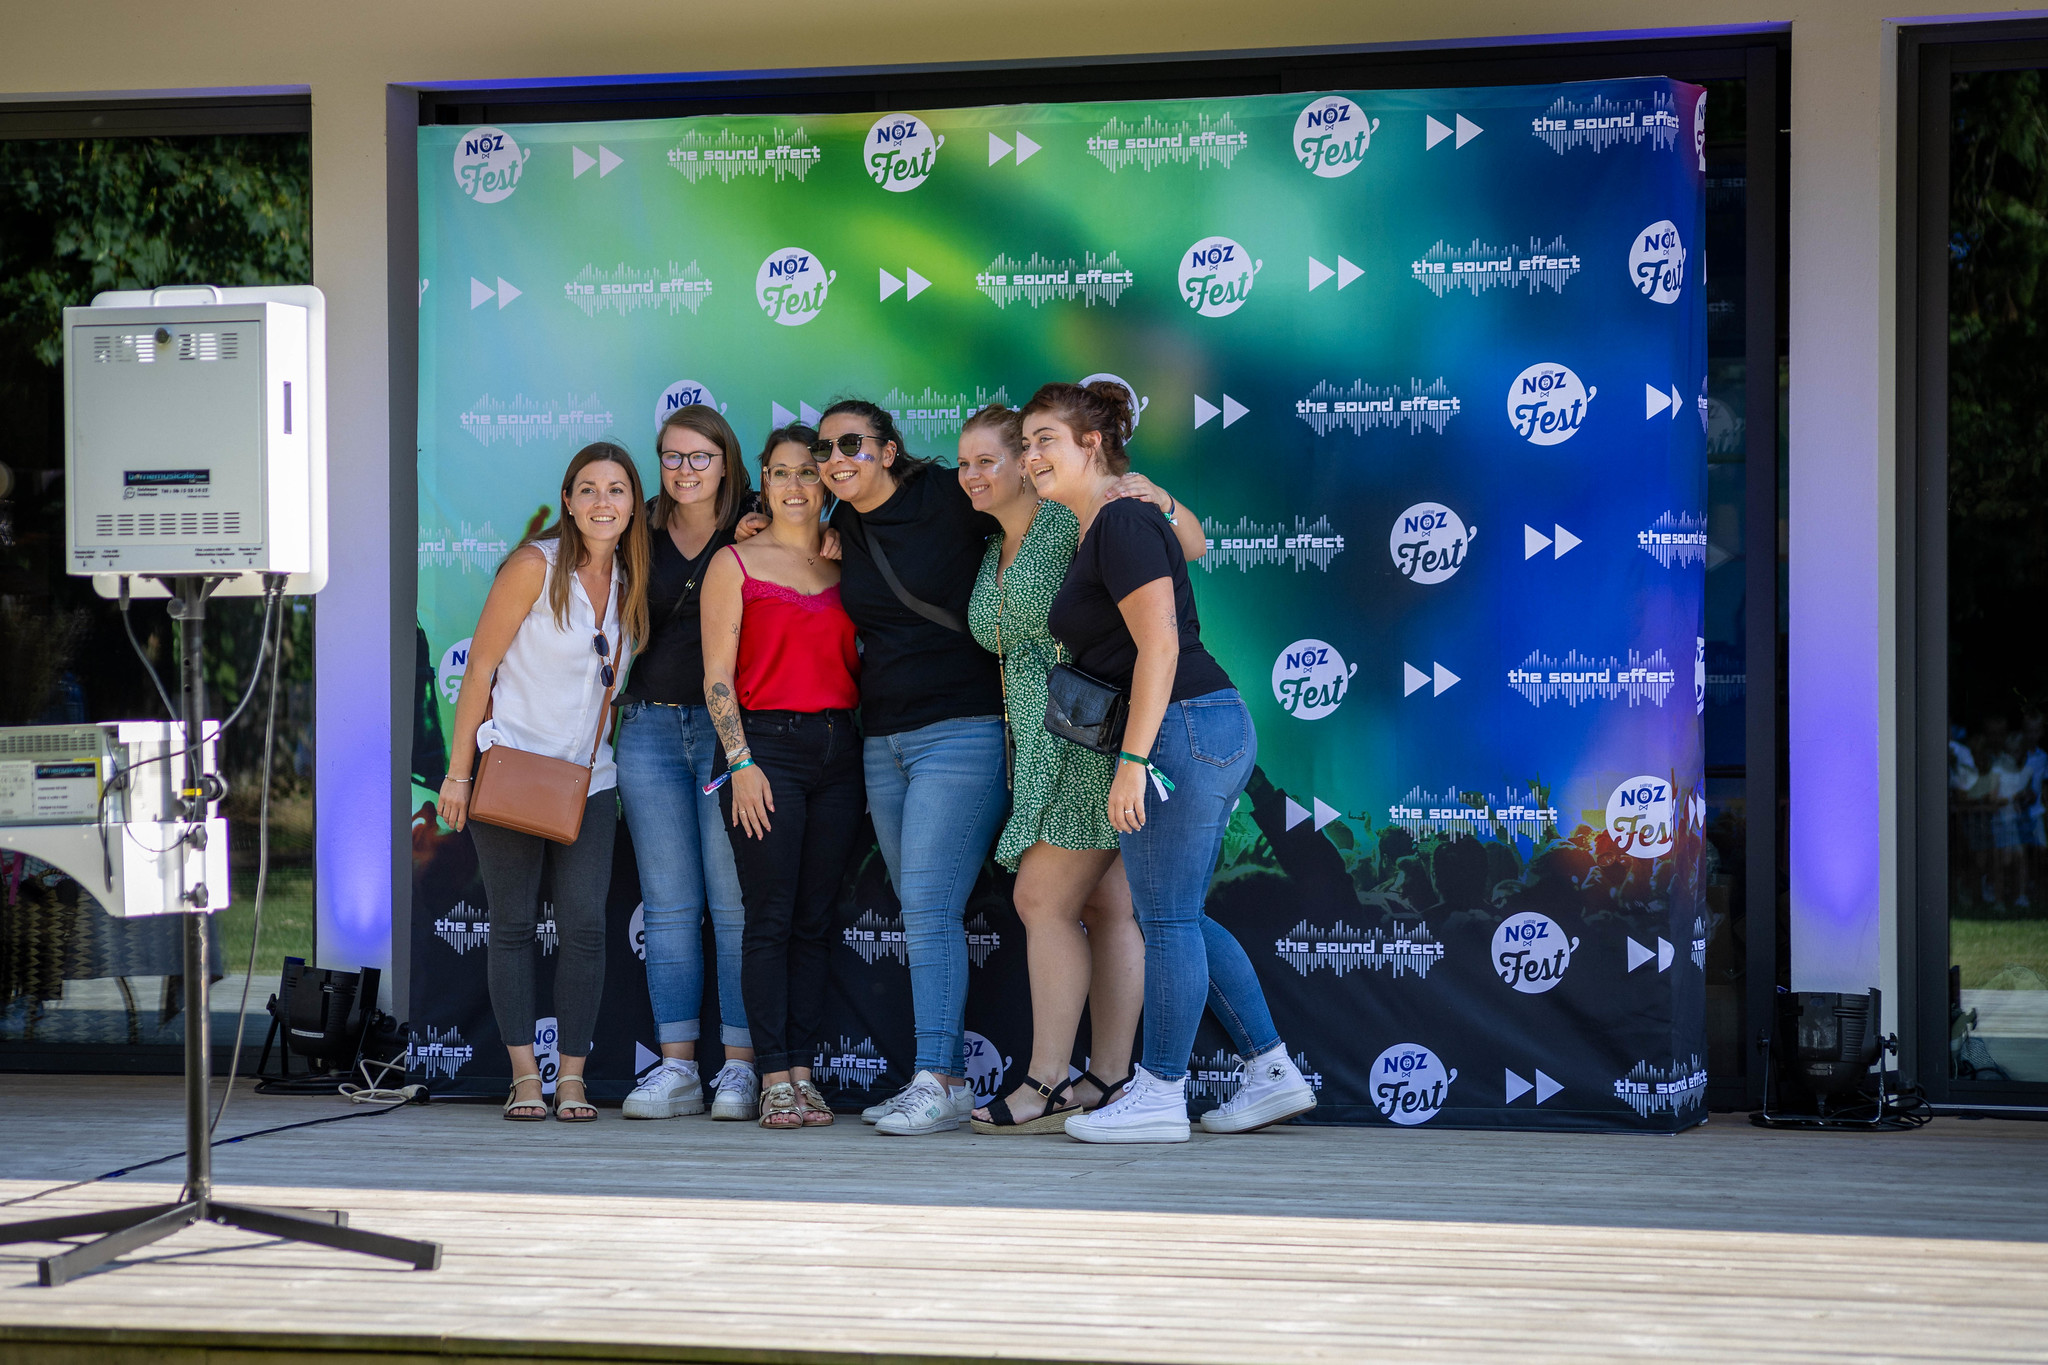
[434,382,1318,1143]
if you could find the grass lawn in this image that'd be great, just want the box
[217,863,314,979]
[1952,917,2048,989]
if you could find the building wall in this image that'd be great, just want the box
[3,0,2016,1025]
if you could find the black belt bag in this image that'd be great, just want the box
[1043,661,1128,756]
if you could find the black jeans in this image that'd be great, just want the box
[470,788,616,1059]
[720,709,863,1074]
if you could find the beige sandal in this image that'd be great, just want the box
[759,1081,804,1129]
[503,1072,547,1121]
[795,1079,835,1126]
[554,1074,597,1123]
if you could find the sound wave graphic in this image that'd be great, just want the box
[1638,511,1707,568]
[1691,914,1708,971]
[459,393,616,448]
[564,261,712,317]
[1412,236,1581,297]
[1088,112,1247,172]
[1533,91,1684,155]
[842,909,907,966]
[964,913,1001,969]
[431,900,489,954]
[666,127,822,183]
[1507,649,1677,708]
[1614,1055,1708,1117]
[418,522,514,575]
[1187,1047,1322,1105]
[977,252,1132,309]
[880,385,1013,443]
[812,1035,889,1091]
[1196,515,1346,573]
[1296,379,1462,437]
[1275,919,1444,980]
[1385,785,1561,838]
[409,1025,474,1080]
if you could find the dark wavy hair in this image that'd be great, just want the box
[820,396,942,476]
[652,404,750,532]
[1020,381,1134,474]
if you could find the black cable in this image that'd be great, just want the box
[118,578,180,722]
[211,576,288,1138]
[0,1096,417,1211]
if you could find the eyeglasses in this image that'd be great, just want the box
[660,449,717,471]
[809,433,879,460]
[591,632,616,688]
[765,465,823,487]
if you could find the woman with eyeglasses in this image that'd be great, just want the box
[810,399,1009,1136]
[437,442,649,1123]
[1024,382,1317,1143]
[614,405,762,1124]
[700,426,862,1130]
[954,402,1211,1133]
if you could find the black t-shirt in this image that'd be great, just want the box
[622,509,734,708]
[1048,496,1233,702]
[829,465,1002,736]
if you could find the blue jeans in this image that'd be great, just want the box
[1119,689,1280,1082]
[615,700,751,1047]
[864,716,1009,1076]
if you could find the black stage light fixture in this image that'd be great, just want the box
[1753,988,1930,1130]
[255,958,386,1091]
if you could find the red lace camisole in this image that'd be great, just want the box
[732,554,861,712]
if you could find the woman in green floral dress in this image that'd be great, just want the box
[957,401,1211,1131]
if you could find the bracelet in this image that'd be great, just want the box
[445,776,472,785]
[1163,494,1179,524]
[1119,751,1176,799]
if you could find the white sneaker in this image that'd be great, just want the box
[621,1059,704,1119]
[875,1070,963,1136]
[1200,1045,1317,1134]
[708,1060,759,1121]
[862,1079,920,1124]
[1064,1065,1190,1144]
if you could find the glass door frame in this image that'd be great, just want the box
[1901,21,2048,1114]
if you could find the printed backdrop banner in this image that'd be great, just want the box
[411,78,1710,1132]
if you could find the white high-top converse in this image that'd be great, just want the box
[1200,1045,1317,1134]
[1063,1065,1190,1144]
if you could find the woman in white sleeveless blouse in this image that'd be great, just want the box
[437,443,650,1122]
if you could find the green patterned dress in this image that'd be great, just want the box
[969,499,1119,871]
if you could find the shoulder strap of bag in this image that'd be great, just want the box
[587,616,621,767]
[842,508,967,634]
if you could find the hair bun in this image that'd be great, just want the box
[1083,380,1135,444]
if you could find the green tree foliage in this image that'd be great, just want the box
[1949,73,2048,724]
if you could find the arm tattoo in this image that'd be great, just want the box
[706,680,749,758]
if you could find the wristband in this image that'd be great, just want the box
[702,757,756,795]
[1163,494,1179,525]
[1119,752,1175,801]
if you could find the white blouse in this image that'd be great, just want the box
[477,538,631,795]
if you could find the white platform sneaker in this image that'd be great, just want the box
[621,1058,705,1119]
[708,1060,759,1121]
[875,1070,967,1136]
[1063,1065,1191,1144]
[1200,1045,1317,1134]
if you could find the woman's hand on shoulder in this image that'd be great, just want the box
[1104,473,1169,512]
[734,511,771,541]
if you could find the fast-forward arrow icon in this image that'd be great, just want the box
[1308,256,1363,290]
[1194,394,1249,429]
[1402,661,1460,697]
[572,145,623,178]
[1523,523,1581,559]
[470,276,520,309]
[1505,1068,1563,1104]
[988,131,1041,165]
[1425,114,1483,150]
[879,267,931,301]
[771,401,824,429]
[1626,936,1675,973]
[1283,796,1341,832]
[1645,383,1683,419]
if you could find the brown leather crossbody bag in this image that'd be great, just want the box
[468,629,620,845]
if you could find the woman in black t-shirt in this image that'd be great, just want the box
[614,406,769,1124]
[1026,381,1317,1145]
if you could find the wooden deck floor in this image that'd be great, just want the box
[0,1076,2044,1363]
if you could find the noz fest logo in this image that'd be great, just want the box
[1491,911,1579,993]
[1293,96,1379,177]
[1272,638,1356,720]
[1371,1042,1457,1125]
[867,114,942,191]
[1180,235,1262,317]
[756,248,834,326]
[1507,362,1596,445]
[1389,502,1475,585]
[1628,220,1687,304]
[453,127,529,204]
[1606,774,1676,859]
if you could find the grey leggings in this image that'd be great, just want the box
[471,789,615,1059]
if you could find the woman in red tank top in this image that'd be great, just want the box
[701,428,862,1130]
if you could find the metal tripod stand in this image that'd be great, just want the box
[0,576,441,1286]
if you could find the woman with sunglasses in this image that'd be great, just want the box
[615,405,762,1124]
[954,403,1211,1133]
[810,399,1009,1136]
[1024,382,1317,1143]
[437,442,649,1123]
[700,426,862,1130]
